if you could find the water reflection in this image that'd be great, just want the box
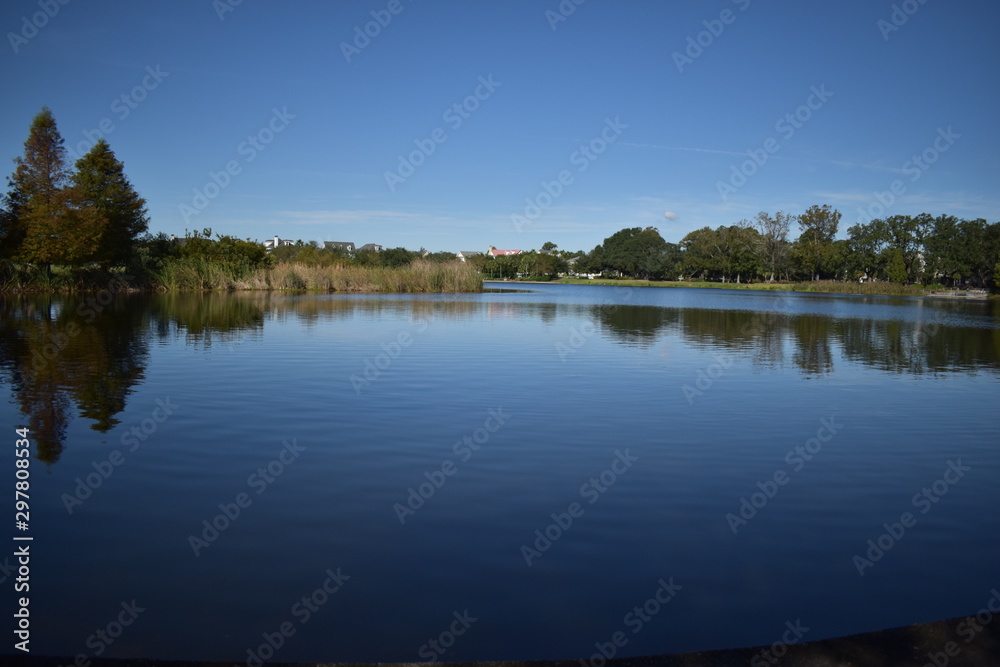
[1,292,996,464]
[0,295,150,463]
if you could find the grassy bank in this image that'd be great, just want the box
[525,277,940,297]
[0,259,483,294]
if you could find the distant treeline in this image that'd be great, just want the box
[487,208,999,289]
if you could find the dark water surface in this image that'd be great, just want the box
[1,284,998,663]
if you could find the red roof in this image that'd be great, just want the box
[489,249,522,256]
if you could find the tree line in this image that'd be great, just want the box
[564,206,999,288]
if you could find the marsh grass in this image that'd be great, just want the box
[1,258,482,293]
[164,258,482,293]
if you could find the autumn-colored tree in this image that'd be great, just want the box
[72,139,149,267]
[6,108,104,268]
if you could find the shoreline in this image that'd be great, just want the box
[3,612,997,666]
[485,279,996,300]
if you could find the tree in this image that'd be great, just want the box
[5,107,104,268]
[541,241,557,252]
[601,227,670,279]
[796,205,841,280]
[883,214,932,282]
[886,248,907,284]
[847,219,891,280]
[0,173,27,260]
[680,227,722,280]
[72,139,149,267]
[753,211,792,282]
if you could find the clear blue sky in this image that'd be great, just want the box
[3,0,998,252]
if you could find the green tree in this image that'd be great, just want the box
[886,248,907,284]
[847,219,891,280]
[0,173,27,260]
[796,205,841,280]
[6,107,104,268]
[72,139,149,267]
[883,214,932,282]
[680,227,722,280]
[602,227,670,279]
[541,241,558,252]
[753,211,792,282]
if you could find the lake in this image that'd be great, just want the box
[1,283,998,664]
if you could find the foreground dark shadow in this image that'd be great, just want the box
[4,614,998,667]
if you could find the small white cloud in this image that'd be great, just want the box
[663,211,679,221]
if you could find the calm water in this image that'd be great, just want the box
[1,284,998,663]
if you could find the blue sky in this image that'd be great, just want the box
[3,0,998,252]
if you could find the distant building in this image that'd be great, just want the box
[324,241,356,253]
[456,251,482,262]
[487,246,522,257]
[263,236,295,252]
[358,243,384,252]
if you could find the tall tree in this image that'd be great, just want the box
[847,219,891,280]
[753,211,792,282]
[796,205,841,280]
[602,227,670,279]
[72,139,149,267]
[6,108,104,268]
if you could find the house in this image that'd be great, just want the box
[456,251,482,262]
[358,243,384,252]
[487,246,522,257]
[263,236,295,252]
[324,241,356,253]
